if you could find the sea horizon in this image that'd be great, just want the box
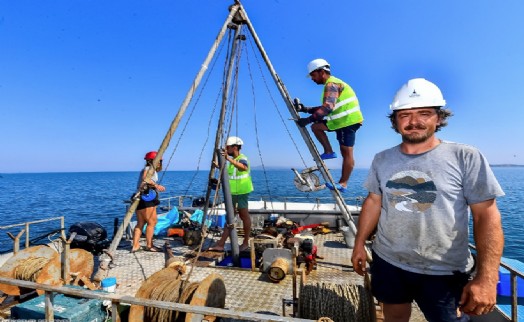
[0,168,522,262]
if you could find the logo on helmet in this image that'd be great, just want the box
[409,90,420,98]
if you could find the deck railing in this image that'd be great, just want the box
[155,194,364,211]
[470,243,523,321]
[0,217,66,254]
[0,277,313,322]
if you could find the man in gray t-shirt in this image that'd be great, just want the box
[351,78,504,322]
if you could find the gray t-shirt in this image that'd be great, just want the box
[365,141,504,275]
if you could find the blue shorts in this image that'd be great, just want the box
[232,193,249,209]
[370,251,471,322]
[326,122,361,147]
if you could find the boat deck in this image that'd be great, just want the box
[107,230,428,321]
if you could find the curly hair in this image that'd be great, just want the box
[388,107,453,134]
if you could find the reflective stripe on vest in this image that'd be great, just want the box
[322,76,363,130]
[228,154,254,195]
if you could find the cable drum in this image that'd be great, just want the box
[144,278,183,322]
[129,266,226,322]
[299,282,373,322]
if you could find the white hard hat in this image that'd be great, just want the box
[226,136,243,146]
[390,78,446,111]
[307,58,330,76]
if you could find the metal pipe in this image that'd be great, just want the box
[0,216,64,229]
[202,17,245,266]
[25,222,30,249]
[178,206,360,216]
[217,149,240,266]
[511,273,517,321]
[45,291,55,321]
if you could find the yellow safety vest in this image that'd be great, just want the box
[228,153,254,195]
[322,76,363,130]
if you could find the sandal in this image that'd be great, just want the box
[130,247,143,253]
[145,246,161,252]
[206,246,225,252]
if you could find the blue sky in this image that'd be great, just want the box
[1,1,523,173]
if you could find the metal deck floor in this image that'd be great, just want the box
[107,231,427,321]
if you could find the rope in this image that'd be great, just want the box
[13,257,49,281]
[144,278,183,322]
[299,282,373,322]
[243,37,275,206]
[245,33,309,170]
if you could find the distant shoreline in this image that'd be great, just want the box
[491,164,524,167]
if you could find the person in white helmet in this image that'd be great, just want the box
[296,58,364,192]
[209,136,254,252]
[351,78,504,321]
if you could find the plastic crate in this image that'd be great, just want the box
[11,293,106,321]
[209,214,226,228]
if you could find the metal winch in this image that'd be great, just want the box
[292,166,325,192]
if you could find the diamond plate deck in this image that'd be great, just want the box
[107,231,427,321]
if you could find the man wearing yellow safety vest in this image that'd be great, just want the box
[296,58,364,193]
[209,136,254,252]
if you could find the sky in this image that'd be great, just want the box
[1,0,524,173]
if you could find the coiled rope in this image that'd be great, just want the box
[144,277,184,322]
[299,282,373,322]
[13,257,49,281]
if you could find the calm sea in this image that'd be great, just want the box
[0,168,522,262]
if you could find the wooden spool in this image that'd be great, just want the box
[185,273,226,322]
[268,257,289,282]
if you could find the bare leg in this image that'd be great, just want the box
[339,145,355,187]
[311,122,333,154]
[213,226,230,250]
[238,208,251,249]
[382,303,411,322]
[132,209,147,251]
[142,207,158,249]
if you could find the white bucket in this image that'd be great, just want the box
[101,277,117,293]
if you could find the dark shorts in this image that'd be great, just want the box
[323,121,361,147]
[370,251,471,322]
[232,193,249,209]
[137,198,160,210]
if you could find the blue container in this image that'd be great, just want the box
[209,214,226,228]
[497,257,524,297]
[217,255,252,268]
[101,277,117,292]
[11,293,106,321]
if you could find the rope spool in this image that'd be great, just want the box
[299,282,373,322]
[129,266,186,322]
[0,246,93,296]
[13,257,48,281]
[129,266,226,322]
[145,278,183,322]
